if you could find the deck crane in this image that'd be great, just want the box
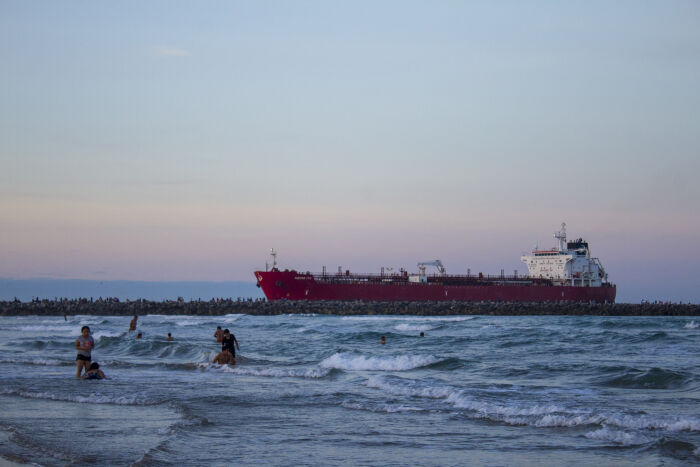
[417,260,446,277]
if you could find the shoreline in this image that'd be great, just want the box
[1,299,698,316]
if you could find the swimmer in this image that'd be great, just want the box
[129,315,138,332]
[379,336,386,345]
[214,326,223,343]
[420,332,425,337]
[81,362,105,380]
[212,349,235,365]
[75,326,94,378]
[136,332,142,339]
[166,332,174,341]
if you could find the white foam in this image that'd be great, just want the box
[319,353,440,371]
[684,320,698,329]
[394,323,435,332]
[585,427,651,446]
[5,390,155,405]
[341,316,475,322]
[19,325,77,333]
[198,362,330,378]
[341,401,425,413]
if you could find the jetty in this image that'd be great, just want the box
[1,298,697,316]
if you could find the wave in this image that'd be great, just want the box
[341,316,475,322]
[341,401,425,413]
[319,353,441,371]
[685,320,698,329]
[599,367,691,390]
[196,362,332,379]
[365,375,700,432]
[584,427,651,446]
[0,389,160,406]
[394,323,436,332]
[0,358,71,366]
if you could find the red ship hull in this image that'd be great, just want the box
[255,270,617,303]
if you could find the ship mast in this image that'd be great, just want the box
[554,222,567,252]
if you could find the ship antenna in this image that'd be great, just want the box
[270,248,277,270]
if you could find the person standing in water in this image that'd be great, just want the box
[129,316,138,332]
[214,326,223,343]
[75,326,94,378]
[221,329,240,358]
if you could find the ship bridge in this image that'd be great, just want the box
[520,223,609,287]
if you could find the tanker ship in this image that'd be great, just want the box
[254,224,616,303]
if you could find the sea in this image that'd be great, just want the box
[0,313,698,466]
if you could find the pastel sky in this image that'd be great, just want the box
[1,1,699,303]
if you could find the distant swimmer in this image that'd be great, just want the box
[166,333,174,341]
[75,326,94,378]
[136,332,142,339]
[379,336,386,345]
[214,326,223,343]
[420,332,425,337]
[129,315,138,332]
[81,362,105,380]
[212,350,235,365]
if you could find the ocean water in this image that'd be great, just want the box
[0,314,698,466]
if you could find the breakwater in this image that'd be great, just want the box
[1,298,697,316]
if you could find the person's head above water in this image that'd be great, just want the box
[217,326,222,330]
[223,329,230,335]
[168,333,171,337]
[89,362,99,370]
[136,332,142,338]
[420,332,425,337]
[81,326,90,337]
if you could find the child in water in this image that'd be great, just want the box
[75,326,94,378]
[82,362,105,380]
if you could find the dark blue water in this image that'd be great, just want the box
[0,314,698,466]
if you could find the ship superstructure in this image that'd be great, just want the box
[520,223,609,287]
[254,224,616,303]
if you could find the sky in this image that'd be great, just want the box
[1,1,699,303]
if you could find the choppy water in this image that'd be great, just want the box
[0,314,698,466]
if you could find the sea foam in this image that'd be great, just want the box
[319,353,440,371]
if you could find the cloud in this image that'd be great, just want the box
[152,46,189,57]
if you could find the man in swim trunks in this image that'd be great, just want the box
[214,326,223,343]
[129,315,138,332]
[75,326,94,378]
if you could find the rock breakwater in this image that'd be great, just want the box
[1,298,698,316]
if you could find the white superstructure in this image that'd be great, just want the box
[520,223,609,287]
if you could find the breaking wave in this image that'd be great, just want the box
[197,362,332,379]
[319,353,441,371]
[0,389,159,406]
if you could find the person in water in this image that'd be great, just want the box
[214,326,223,343]
[212,349,235,365]
[166,332,174,341]
[420,332,425,337]
[81,362,105,380]
[221,329,240,357]
[379,336,386,345]
[129,315,138,332]
[136,332,142,339]
[75,326,94,378]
